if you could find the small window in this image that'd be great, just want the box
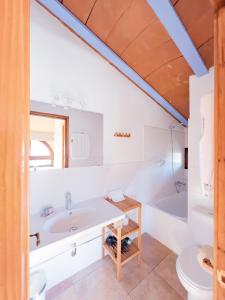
[30,140,54,168]
[30,112,68,170]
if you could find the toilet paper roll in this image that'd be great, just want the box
[197,245,214,274]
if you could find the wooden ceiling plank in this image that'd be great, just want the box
[147,0,208,76]
[36,0,188,125]
[63,0,96,23]
[175,0,214,48]
[121,19,182,78]
[163,91,189,118]
[122,37,181,79]
[145,56,191,118]
[86,0,133,41]
[146,57,192,95]
[105,0,156,55]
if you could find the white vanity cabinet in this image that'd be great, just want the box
[30,232,102,290]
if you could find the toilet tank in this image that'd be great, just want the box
[191,206,214,246]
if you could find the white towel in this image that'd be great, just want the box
[107,189,125,202]
[199,93,214,198]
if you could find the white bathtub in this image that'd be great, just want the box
[154,192,188,222]
[144,191,191,254]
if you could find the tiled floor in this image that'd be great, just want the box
[47,234,187,300]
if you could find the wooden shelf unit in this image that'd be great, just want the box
[103,196,142,281]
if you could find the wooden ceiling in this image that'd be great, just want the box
[61,0,214,119]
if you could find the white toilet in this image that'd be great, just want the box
[176,206,214,300]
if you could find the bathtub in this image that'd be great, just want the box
[154,192,188,222]
[144,191,191,254]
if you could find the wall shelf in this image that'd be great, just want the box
[102,196,142,281]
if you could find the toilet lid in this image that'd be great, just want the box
[177,246,213,291]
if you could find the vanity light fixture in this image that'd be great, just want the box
[51,92,87,110]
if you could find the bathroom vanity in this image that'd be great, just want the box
[30,197,125,289]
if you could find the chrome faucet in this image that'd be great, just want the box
[65,191,72,210]
[41,206,54,217]
[175,181,186,193]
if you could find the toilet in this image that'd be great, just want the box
[176,206,214,300]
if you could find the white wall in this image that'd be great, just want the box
[188,68,214,217]
[30,0,185,234]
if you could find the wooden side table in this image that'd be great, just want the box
[102,196,142,281]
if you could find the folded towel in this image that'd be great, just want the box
[197,245,214,274]
[107,189,125,202]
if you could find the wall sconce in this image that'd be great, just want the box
[114,132,131,138]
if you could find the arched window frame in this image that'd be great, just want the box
[30,140,54,167]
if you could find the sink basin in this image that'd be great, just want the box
[43,208,96,233]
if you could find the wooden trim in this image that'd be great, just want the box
[64,116,69,168]
[116,225,122,281]
[0,1,30,299]
[62,123,65,168]
[30,111,69,168]
[137,206,142,265]
[214,6,225,300]
[30,110,68,120]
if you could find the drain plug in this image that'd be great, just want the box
[69,226,77,232]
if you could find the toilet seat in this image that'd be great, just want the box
[176,246,213,292]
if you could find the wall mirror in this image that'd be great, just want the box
[30,101,103,170]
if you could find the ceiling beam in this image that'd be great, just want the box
[36,0,188,126]
[147,0,208,77]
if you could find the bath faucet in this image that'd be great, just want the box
[65,191,72,210]
[175,181,186,193]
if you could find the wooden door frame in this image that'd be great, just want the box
[0,1,30,299]
[213,1,225,299]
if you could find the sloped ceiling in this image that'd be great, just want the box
[59,0,214,120]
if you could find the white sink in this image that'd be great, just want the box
[43,208,96,233]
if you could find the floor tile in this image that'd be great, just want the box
[119,257,152,293]
[155,252,187,299]
[46,277,74,300]
[139,233,171,270]
[71,255,114,283]
[50,286,76,300]
[71,262,127,300]
[129,271,184,300]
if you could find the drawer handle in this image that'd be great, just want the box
[217,270,225,288]
[71,243,77,257]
